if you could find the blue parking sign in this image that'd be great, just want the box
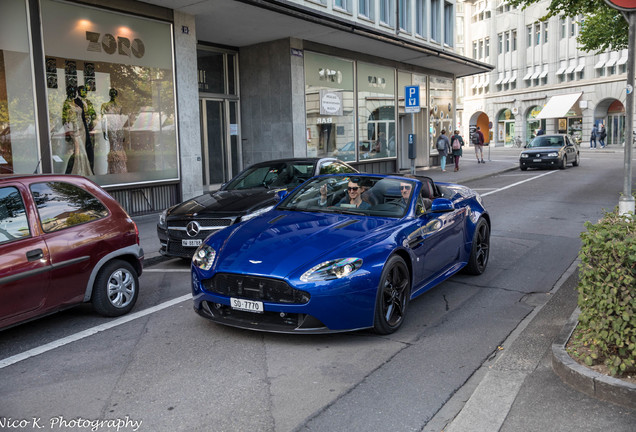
[405,86,420,113]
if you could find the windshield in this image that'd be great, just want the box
[527,136,565,148]
[224,161,316,190]
[278,175,416,218]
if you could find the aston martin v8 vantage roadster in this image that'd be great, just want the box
[190,174,490,334]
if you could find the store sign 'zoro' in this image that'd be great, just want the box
[85,32,145,59]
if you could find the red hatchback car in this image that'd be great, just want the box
[0,174,144,330]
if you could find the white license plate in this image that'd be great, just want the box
[182,239,202,247]
[533,158,542,162]
[230,297,264,313]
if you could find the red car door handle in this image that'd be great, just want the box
[26,249,44,261]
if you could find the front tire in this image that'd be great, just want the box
[92,260,139,317]
[572,152,580,167]
[559,156,567,169]
[373,255,410,335]
[464,219,490,275]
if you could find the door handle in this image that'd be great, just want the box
[26,249,43,261]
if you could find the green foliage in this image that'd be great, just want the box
[577,207,636,376]
[507,0,629,52]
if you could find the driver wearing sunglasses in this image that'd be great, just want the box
[319,178,371,209]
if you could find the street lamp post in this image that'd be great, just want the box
[605,0,636,216]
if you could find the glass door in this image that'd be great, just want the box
[199,99,241,189]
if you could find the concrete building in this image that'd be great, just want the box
[0,0,491,215]
[458,0,632,148]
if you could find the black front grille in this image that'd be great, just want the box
[169,218,234,229]
[203,273,310,304]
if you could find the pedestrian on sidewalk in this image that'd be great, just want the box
[450,129,464,172]
[598,123,607,148]
[590,124,598,149]
[435,129,451,172]
[471,127,485,163]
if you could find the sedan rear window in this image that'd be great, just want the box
[0,186,30,244]
[29,182,108,233]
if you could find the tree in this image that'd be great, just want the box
[507,0,629,53]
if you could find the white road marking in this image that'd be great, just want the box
[144,268,191,272]
[481,171,557,197]
[0,294,192,370]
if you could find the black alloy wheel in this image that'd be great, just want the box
[464,218,490,275]
[373,255,410,334]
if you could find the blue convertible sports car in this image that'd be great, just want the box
[191,174,490,334]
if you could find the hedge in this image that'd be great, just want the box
[576,207,636,376]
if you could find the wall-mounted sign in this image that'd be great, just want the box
[320,90,343,116]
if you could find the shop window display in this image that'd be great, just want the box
[0,0,38,175]
[357,62,396,160]
[304,52,355,161]
[42,0,178,186]
[428,76,453,147]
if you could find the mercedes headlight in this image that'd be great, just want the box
[300,258,363,282]
[193,244,216,271]
[158,209,168,229]
[241,205,275,222]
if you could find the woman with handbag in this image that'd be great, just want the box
[450,130,464,172]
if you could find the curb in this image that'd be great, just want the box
[551,308,636,409]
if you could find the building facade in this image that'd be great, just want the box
[459,0,632,148]
[0,0,490,215]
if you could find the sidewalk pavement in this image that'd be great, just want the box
[132,144,636,431]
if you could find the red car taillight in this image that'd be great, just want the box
[133,220,140,245]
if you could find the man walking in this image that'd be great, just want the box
[598,123,607,148]
[471,126,485,163]
[590,124,598,149]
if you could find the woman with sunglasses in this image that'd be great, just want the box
[319,178,371,209]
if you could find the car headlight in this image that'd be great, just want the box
[547,152,559,157]
[241,205,275,222]
[300,258,363,282]
[193,244,216,271]
[520,154,529,158]
[158,209,168,228]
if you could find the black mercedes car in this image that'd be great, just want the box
[519,134,580,171]
[157,158,357,258]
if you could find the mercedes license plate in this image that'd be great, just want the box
[182,239,202,247]
[230,297,264,313]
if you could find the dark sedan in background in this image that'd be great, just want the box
[157,158,357,258]
[519,134,580,171]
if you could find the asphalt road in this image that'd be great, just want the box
[0,150,632,432]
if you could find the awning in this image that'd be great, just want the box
[536,92,582,119]
[564,65,576,74]
[501,75,510,84]
[483,78,490,87]
[539,70,549,79]
[605,58,617,68]
[523,70,534,80]
[509,72,517,83]
[594,59,606,69]
[531,70,541,79]
[495,74,504,85]
[555,66,566,75]
[617,56,628,66]
[574,64,585,73]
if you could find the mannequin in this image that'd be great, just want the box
[62,87,93,176]
[101,88,127,173]
[75,85,97,172]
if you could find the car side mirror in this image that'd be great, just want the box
[275,190,289,201]
[431,198,455,213]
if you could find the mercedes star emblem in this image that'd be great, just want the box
[186,221,201,237]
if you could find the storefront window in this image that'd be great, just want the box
[304,52,355,161]
[428,76,453,146]
[526,106,545,144]
[497,108,516,146]
[41,0,178,186]
[0,0,38,175]
[357,62,395,160]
